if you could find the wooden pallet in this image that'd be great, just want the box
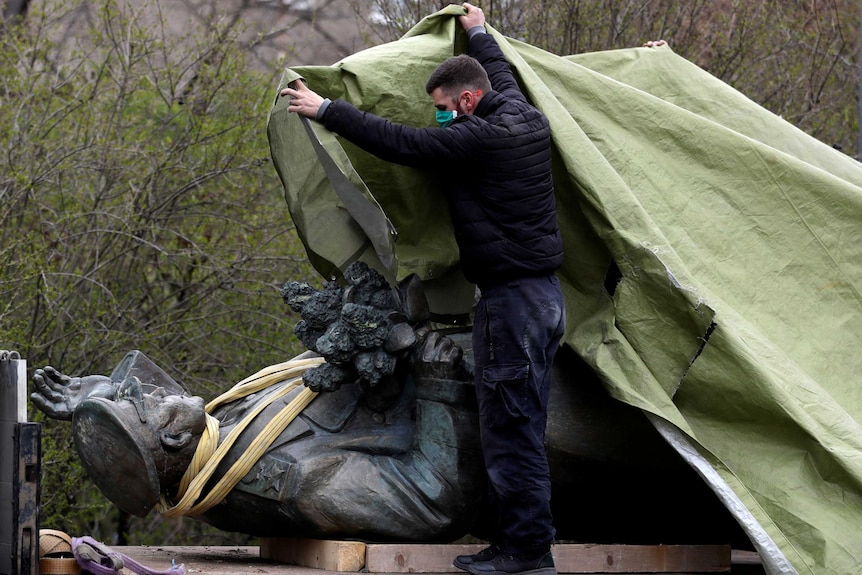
[260,539,733,573]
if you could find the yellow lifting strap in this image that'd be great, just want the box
[157,356,326,517]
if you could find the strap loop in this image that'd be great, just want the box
[72,537,184,575]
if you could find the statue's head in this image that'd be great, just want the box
[71,377,206,516]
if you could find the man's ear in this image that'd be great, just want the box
[160,430,194,450]
[461,90,474,113]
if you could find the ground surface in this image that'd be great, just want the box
[107,545,767,575]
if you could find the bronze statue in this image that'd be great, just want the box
[32,263,749,546]
[33,263,485,541]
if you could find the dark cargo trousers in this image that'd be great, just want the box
[473,274,566,556]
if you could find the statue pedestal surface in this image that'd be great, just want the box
[109,541,761,574]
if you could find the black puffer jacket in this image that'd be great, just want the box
[321,32,563,286]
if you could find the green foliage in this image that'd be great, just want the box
[1,0,315,543]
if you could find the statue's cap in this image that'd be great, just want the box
[72,395,161,517]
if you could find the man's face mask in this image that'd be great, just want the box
[436,109,458,128]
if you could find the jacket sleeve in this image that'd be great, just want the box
[322,99,482,167]
[468,32,524,100]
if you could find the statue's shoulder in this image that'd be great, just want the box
[301,381,363,432]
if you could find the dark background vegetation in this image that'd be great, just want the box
[2,0,859,546]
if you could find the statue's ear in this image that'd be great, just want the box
[159,430,193,450]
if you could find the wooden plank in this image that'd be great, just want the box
[366,544,481,573]
[115,546,292,574]
[730,550,761,566]
[113,545,743,575]
[554,544,730,573]
[365,543,731,574]
[261,538,366,572]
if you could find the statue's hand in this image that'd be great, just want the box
[31,367,117,420]
[411,329,466,381]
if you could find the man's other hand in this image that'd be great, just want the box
[460,2,485,31]
[280,79,325,119]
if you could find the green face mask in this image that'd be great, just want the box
[436,109,458,128]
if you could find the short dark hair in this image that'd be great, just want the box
[425,54,492,97]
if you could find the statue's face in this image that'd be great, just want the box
[73,391,208,517]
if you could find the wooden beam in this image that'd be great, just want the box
[553,544,730,573]
[260,538,366,572]
[366,544,481,573]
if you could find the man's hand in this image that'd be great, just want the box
[31,367,117,420]
[280,79,325,119]
[459,2,485,31]
[644,40,667,48]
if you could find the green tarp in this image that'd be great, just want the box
[268,6,862,575]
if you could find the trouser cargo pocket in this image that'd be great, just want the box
[480,362,531,428]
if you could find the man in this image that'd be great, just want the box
[280,4,566,575]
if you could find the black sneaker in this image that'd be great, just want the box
[454,544,502,572]
[466,551,556,575]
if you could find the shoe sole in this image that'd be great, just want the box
[453,547,502,572]
[466,567,557,575]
